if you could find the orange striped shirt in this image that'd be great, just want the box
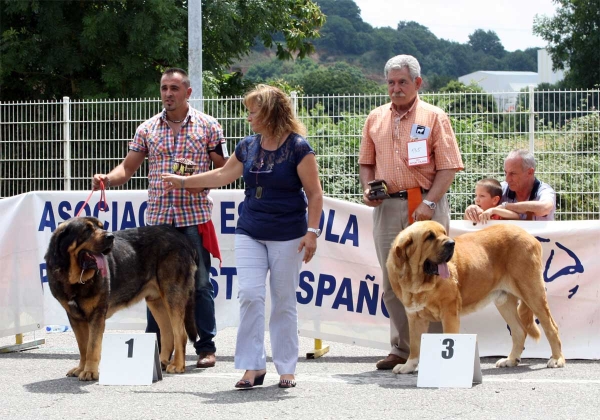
[359,96,463,193]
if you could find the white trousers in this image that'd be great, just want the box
[234,233,303,375]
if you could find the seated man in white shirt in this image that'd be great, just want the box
[465,149,556,223]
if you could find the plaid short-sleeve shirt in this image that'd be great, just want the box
[359,96,463,193]
[129,106,226,226]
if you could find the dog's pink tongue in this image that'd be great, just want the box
[93,254,108,278]
[438,262,450,279]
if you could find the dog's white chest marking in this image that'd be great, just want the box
[404,301,427,313]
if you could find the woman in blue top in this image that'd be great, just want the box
[162,84,323,389]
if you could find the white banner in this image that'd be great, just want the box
[1,191,598,359]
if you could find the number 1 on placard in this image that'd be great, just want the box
[125,338,134,358]
[441,338,454,359]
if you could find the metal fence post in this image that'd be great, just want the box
[529,85,535,153]
[63,96,71,191]
[291,91,298,117]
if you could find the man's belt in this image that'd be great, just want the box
[390,187,430,225]
[389,187,428,199]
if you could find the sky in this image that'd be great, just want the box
[353,0,558,52]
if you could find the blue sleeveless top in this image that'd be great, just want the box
[234,133,314,240]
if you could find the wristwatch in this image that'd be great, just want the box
[501,202,508,209]
[423,200,437,210]
[307,228,322,238]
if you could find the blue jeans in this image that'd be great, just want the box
[146,224,217,354]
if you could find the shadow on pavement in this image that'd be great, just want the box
[24,377,96,394]
[132,386,299,403]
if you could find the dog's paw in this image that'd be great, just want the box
[547,356,566,368]
[165,363,185,374]
[66,366,83,377]
[78,370,99,381]
[495,357,520,368]
[393,359,418,374]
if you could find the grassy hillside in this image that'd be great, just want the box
[233,0,539,92]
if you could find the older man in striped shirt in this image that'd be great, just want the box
[359,55,464,371]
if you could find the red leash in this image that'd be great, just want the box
[75,180,109,217]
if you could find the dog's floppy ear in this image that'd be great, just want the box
[44,223,75,270]
[392,233,413,267]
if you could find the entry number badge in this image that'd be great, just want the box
[408,124,430,166]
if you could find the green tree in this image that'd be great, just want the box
[468,29,506,58]
[370,27,419,66]
[245,58,319,85]
[517,82,599,127]
[431,42,477,77]
[0,0,326,100]
[397,21,440,57]
[426,81,501,139]
[316,0,365,30]
[316,15,361,54]
[501,50,537,71]
[299,62,380,95]
[533,0,600,88]
[202,0,325,66]
[424,74,454,91]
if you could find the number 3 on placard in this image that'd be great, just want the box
[125,338,134,358]
[441,338,454,359]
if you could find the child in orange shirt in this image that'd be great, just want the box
[469,178,519,224]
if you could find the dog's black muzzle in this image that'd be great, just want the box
[440,239,455,262]
[102,232,115,254]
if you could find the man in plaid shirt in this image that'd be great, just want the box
[359,55,464,371]
[93,68,228,369]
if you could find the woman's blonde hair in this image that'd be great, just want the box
[243,84,307,138]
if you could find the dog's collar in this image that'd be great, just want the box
[78,269,93,285]
[78,254,108,284]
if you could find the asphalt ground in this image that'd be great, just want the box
[1,327,599,420]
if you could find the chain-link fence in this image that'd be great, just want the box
[1,89,599,220]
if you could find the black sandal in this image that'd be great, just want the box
[234,372,266,389]
[278,378,296,388]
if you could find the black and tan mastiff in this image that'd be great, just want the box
[386,220,565,374]
[45,216,198,380]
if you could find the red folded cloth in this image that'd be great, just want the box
[198,220,222,267]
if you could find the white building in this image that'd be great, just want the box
[538,48,566,85]
[458,71,538,112]
[458,49,565,112]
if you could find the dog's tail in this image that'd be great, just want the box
[184,293,198,343]
[518,302,541,341]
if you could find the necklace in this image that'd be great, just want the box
[166,114,184,123]
[255,135,281,200]
[260,134,282,150]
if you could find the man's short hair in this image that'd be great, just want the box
[384,55,421,81]
[476,178,503,198]
[162,67,190,88]
[506,149,536,171]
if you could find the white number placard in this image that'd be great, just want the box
[417,334,482,388]
[99,333,162,385]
